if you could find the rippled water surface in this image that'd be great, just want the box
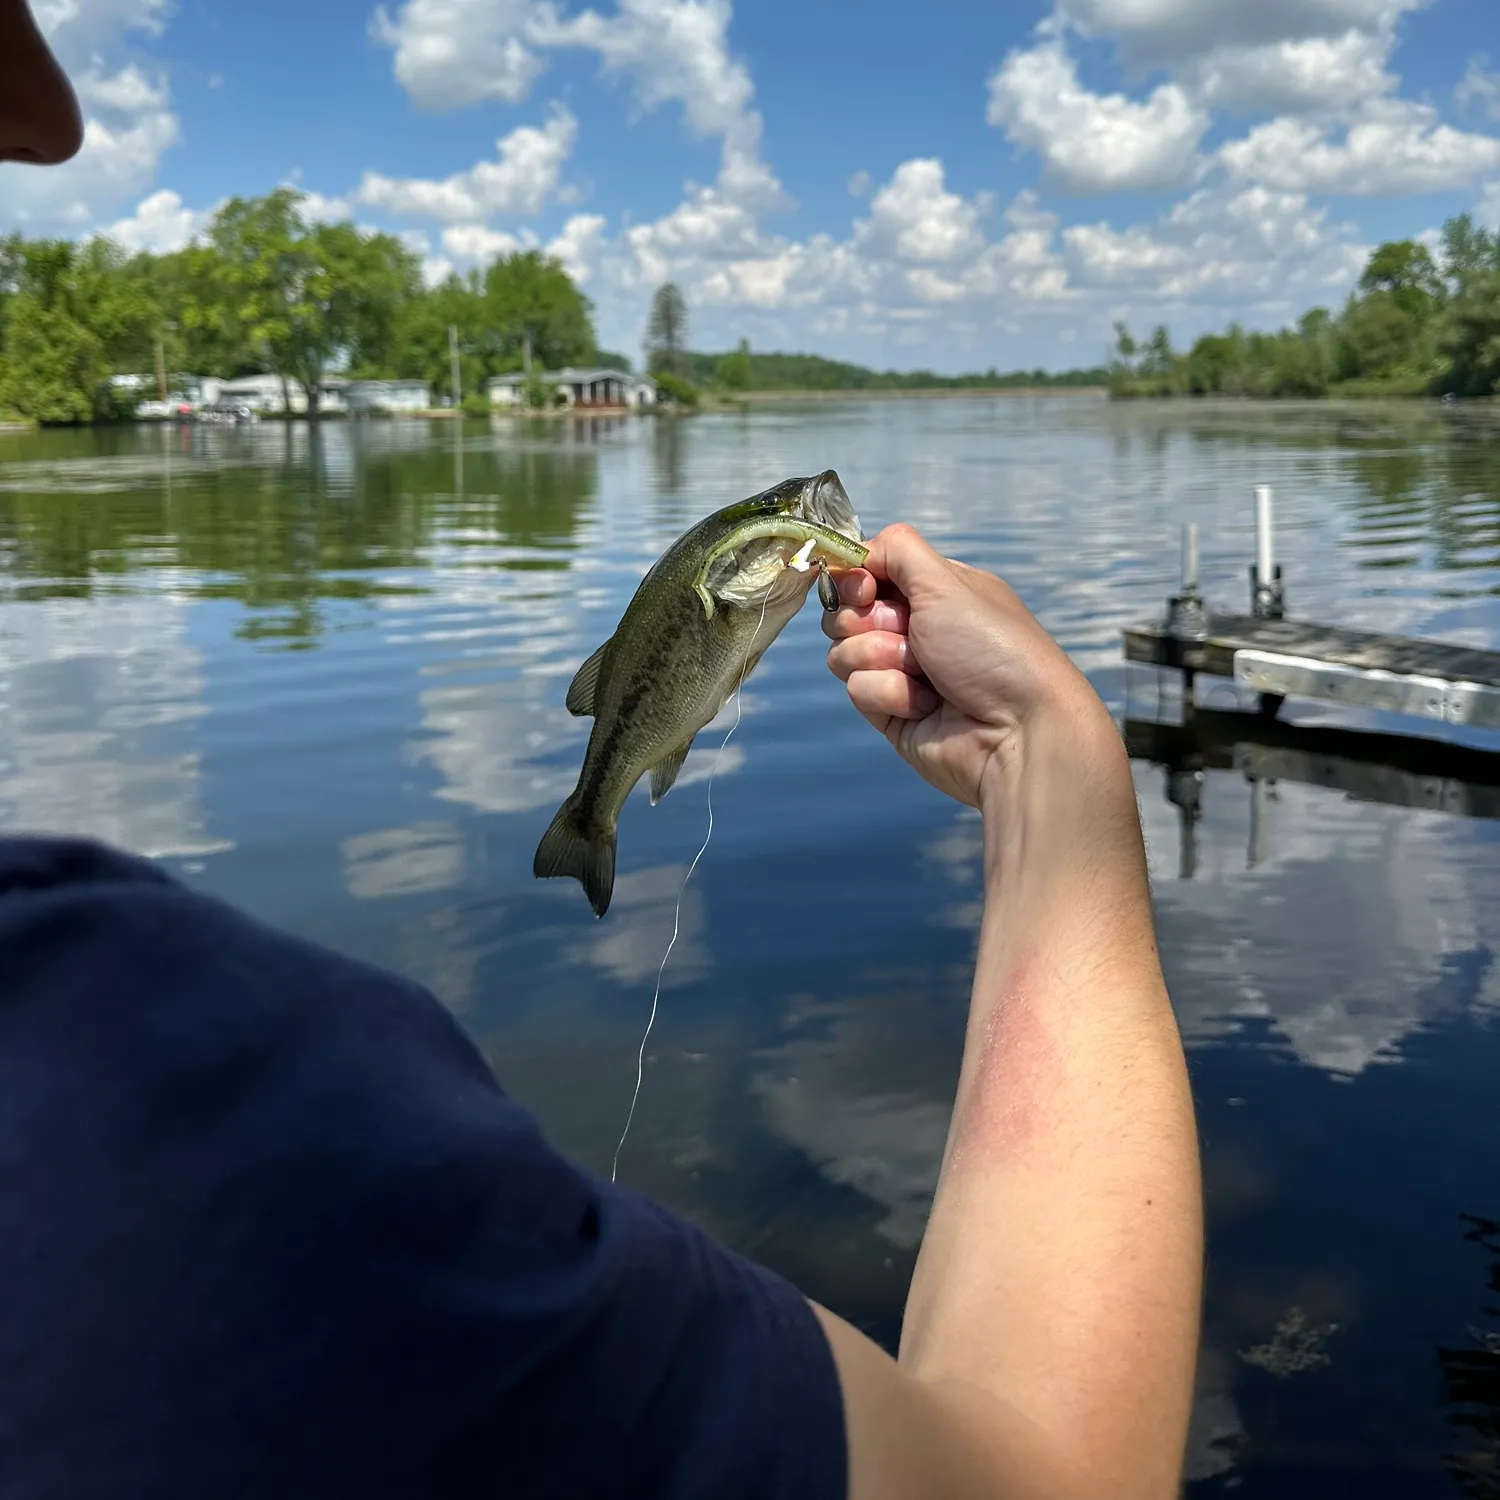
[4,399,1500,1495]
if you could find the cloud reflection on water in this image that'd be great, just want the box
[0,594,230,860]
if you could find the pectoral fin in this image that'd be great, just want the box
[648,738,695,805]
[566,639,611,717]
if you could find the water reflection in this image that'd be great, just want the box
[753,981,963,1249]
[0,420,601,646]
[341,820,466,900]
[650,417,686,495]
[0,593,229,859]
[567,864,710,989]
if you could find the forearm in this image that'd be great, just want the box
[899,701,1202,1498]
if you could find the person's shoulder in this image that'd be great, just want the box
[0,832,176,898]
[0,836,850,1498]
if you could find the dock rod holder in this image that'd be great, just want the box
[1166,520,1209,641]
[1251,485,1286,620]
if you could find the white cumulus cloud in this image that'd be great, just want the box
[546,212,608,282]
[987,39,1209,193]
[369,0,556,108]
[1457,56,1500,120]
[354,107,576,222]
[1055,0,1426,69]
[857,159,986,264]
[1221,99,1500,194]
[440,224,527,261]
[373,0,787,212]
[103,187,208,252]
[1189,28,1395,114]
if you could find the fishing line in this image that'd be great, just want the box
[610,581,777,1184]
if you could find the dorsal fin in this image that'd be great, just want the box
[565,639,611,717]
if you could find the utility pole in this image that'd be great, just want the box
[522,330,532,374]
[154,338,167,402]
[448,324,461,409]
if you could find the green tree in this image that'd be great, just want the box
[152,243,255,377]
[653,369,698,406]
[1268,331,1329,397]
[1439,269,1500,397]
[1186,334,1235,395]
[1339,291,1419,379]
[1107,320,1139,394]
[1440,213,1497,291]
[390,270,485,401]
[1360,240,1443,320]
[207,190,421,418]
[646,282,688,376]
[0,238,156,423]
[338,229,423,376]
[207,189,307,402]
[715,337,751,390]
[483,249,595,372]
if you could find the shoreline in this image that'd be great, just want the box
[711,386,1106,405]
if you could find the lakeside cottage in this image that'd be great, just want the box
[201,375,433,416]
[486,368,658,410]
[344,379,431,414]
[211,374,351,415]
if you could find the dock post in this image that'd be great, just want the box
[1250,487,1287,716]
[1165,521,1208,711]
[1251,486,1286,621]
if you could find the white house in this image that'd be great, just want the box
[215,374,350,415]
[487,367,658,410]
[344,379,432,414]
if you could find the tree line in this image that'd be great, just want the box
[0,188,609,424]
[1110,213,1500,401]
[641,282,1108,395]
[678,342,1108,393]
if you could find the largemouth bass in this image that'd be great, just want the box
[534,470,869,917]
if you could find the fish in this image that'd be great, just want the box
[534,469,869,917]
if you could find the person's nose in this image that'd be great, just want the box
[0,0,84,164]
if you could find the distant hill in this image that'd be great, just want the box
[672,349,1107,391]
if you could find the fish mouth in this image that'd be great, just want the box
[797,470,863,545]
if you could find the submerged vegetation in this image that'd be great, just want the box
[1110,215,1500,402]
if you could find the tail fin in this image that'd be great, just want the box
[534,795,617,918]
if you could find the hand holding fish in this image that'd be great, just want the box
[823,522,1118,813]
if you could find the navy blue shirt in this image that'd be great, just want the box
[0,837,845,1499]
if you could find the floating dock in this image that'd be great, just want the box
[1124,488,1500,733]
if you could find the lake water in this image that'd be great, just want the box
[3,398,1499,1495]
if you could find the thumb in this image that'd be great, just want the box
[861,523,950,600]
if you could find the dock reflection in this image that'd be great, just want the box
[1126,708,1500,879]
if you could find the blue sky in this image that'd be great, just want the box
[5,0,1500,371]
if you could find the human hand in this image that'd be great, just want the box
[823,524,1118,812]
